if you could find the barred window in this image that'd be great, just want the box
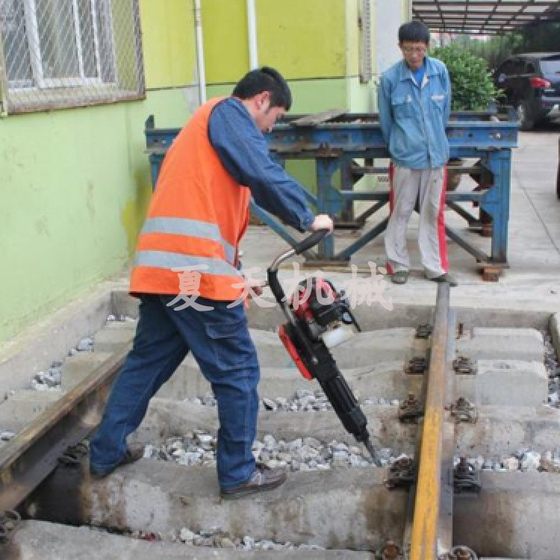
[0,0,145,114]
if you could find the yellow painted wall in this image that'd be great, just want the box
[203,0,347,83]
[140,0,197,88]
[203,0,250,83]
[255,0,347,80]
[345,0,360,79]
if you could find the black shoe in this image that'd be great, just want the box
[90,443,145,478]
[220,464,287,500]
[429,273,458,287]
[390,270,409,285]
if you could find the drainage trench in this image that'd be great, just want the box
[0,291,559,559]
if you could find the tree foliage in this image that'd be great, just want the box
[449,22,560,69]
[430,44,500,111]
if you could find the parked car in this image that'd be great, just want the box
[494,52,560,130]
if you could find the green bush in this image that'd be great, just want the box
[430,44,501,111]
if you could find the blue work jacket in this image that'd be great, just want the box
[378,56,451,169]
[209,97,314,232]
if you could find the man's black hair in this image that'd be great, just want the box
[398,21,430,44]
[232,66,292,110]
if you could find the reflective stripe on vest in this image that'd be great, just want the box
[134,250,241,277]
[130,97,251,300]
[140,217,236,264]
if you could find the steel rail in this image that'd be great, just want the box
[437,308,457,557]
[409,283,451,560]
[401,288,456,559]
[0,345,129,511]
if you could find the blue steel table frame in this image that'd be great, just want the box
[145,111,518,280]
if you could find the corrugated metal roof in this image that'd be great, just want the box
[413,0,560,35]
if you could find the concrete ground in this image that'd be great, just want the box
[240,122,560,315]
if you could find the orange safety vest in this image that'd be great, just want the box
[130,98,251,301]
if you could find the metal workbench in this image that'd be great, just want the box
[145,109,518,280]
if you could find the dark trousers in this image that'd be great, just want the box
[89,294,260,489]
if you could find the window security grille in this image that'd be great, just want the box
[0,0,144,114]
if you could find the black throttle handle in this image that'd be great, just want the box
[293,229,329,255]
[267,227,330,315]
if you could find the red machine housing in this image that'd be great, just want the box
[278,324,313,380]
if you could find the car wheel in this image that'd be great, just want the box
[534,110,551,128]
[516,101,535,131]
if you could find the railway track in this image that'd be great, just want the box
[0,286,558,559]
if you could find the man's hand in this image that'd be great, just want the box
[246,278,265,297]
[310,214,334,233]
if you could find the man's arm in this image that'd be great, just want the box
[377,76,394,146]
[209,98,316,232]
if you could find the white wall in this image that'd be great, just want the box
[375,0,407,75]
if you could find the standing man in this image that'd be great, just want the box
[378,21,456,286]
[89,67,333,499]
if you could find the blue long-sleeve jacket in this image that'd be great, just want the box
[378,56,451,169]
[208,97,314,232]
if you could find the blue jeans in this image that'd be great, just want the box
[89,294,260,489]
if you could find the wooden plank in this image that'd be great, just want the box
[290,108,347,127]
[482,266,502,282]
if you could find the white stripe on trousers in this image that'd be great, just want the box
[384,165,448,278]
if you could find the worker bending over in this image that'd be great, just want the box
[89,67,333,499]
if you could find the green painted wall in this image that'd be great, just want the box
[0,89,192,343]
[207,77,348,113]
